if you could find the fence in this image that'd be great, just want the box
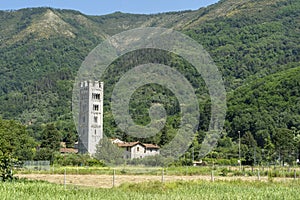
[41,167,300,189]
[23,160,50,171]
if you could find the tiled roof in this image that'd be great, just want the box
[116,141,140,147]
[60,148,78,154]
[143,143,160,149]
[116,141,160,149]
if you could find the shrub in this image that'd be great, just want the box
[53,153,105,167]
[0,154,17,182]
[220,168,229,176]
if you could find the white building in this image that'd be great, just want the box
[78,81,104,155]
[115,141,160,159]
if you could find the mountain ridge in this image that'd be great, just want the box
[0,0,299,159]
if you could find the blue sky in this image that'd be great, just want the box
[0,0,220,15]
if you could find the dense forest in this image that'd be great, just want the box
[0,0,299,165]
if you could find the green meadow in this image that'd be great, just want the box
[1,179,299,200]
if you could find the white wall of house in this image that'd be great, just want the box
[119,142,160,159]
[145,148,160,157]
[130,144,146,159]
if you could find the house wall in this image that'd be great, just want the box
[119,143,160,159]
[144,148,160,157]
[130,144,146,159]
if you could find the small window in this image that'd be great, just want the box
[137,147,139,152]
[94,130,97,135]
[93,104,99,111]
[92,93,101,100]
[94,116,98,123]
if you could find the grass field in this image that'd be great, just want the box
[10,166,300,199]
[15,173,270,188]
[1,179,300,200]
[18,165,300,177]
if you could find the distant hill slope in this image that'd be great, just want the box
[0,0,299,141]
[181,0,300,87]
[227,66,300,137]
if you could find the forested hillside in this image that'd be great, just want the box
[0,0,299,164]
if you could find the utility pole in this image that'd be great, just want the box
[238,131,241,171]
[254,146,256,166]
[192,147,194,162]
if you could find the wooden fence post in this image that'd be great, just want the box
[64,168,66,189]
[112,169,116,187]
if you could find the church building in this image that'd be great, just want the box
[78,81,104,155]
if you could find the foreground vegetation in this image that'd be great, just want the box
[0,0,299,167]
[0,179,299,200]
[17,165,300,179]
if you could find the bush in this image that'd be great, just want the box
[233,170,243,176]
[53,153,105,167]
[86,158,105,167]
[127,155,174,167]
[0,154,17,182]
[220,168,229,176]
[202,158,239,166]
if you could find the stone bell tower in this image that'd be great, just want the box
[78,81,103,155]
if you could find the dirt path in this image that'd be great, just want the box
[17,174,280,188]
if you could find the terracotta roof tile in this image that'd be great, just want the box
[116,141,140,147]
[143,143,160,149]
[116,141,160,149]
[60,148,78,153]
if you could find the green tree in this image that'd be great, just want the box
[55,120,77,148]
[94,137,124,165]
[272,128,295,165]
[35,123,61,162]
[241,132,260,165]
[0,118,36,160]
[40,123,61,151]
[0,154,16,182]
